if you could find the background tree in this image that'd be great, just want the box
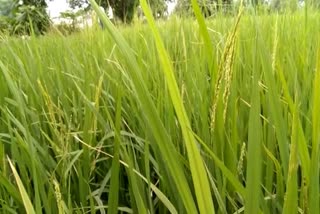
[68,0,137,23]
[0,0,13,32]
[148,0,168,17]
[0,0,14,16]
[68,0,169,23]
[175,0,224,17]
[14,0,51,35]
[110,0,139,23]
[1,0,51,35]
[23,0,47,7]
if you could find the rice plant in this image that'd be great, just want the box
[0,1,319,213]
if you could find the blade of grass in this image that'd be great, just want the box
[282,100,298,214]
[309,48,320,214]
[190,0,214,79]
[7,157,36,214]
[245,51,262,214]
[107,82,122,214]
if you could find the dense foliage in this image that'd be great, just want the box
[0,0,51,35]
[0,1,320,211]
[68,0,169,22]
[0,0,13,16]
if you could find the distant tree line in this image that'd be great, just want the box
[0,0,171,35]
[174,0,312,17]
[68,0,170,23]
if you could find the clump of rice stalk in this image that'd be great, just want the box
[272,16,278,74]
[210,1,244,131]
[37,80,68,156]
[282,101,299,214]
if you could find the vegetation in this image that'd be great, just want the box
[175,0,232,17]
[68,0,170,23]
[1,0,320,213]
[0,0,51,35]
[0,0,171,34]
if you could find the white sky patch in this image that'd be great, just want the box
[47,0,70,18]
[167,0,177,14]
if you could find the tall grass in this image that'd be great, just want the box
[0,3,320,213]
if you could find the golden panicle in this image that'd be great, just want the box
[52,178,64,214]
[210,4,243,132]
[237,141,247,177]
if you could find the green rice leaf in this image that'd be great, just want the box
[7,157,36,214]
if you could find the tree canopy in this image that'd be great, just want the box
[0,0,51,35]
[0,0,13,16]
[175,0,235,17]
[68,0,169,23]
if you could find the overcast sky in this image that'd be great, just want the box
[47,0,70,18]
[47,0,177,18]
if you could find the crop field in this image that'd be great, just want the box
[0,2,320,214]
